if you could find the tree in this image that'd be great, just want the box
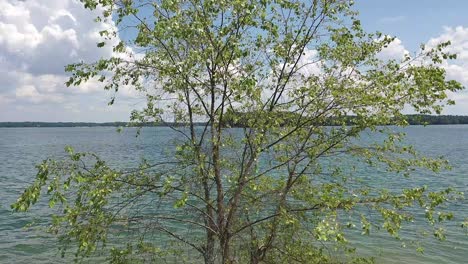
[12,0,464,263]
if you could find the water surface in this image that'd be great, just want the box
[0,126,466,263]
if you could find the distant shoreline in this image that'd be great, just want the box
[0,122,190,128]
[2,115,468,127]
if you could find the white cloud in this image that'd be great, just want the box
[424,26,468,114]
[378,37,409,61]
[427,26,468,86]
[427,26,468,60]
[296,48,322,77]
[0,94,12,104]
[16,84,64,103]
[0,0,120,76]
[0,0,141,121]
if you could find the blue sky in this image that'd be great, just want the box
[356,0,468,51]
[1,0,468,122]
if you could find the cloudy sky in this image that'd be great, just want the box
[1,0,468,122]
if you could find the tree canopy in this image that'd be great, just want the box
[12,0,465,263]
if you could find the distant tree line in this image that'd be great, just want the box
[404,115,468,125]
[222,113,468,127]
[2,115,468,128]
[0,122,152,128]
[0,121,206,128]
[0,122,131,128]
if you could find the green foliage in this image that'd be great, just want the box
[12,0,465,263]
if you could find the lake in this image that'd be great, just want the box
[0,126,467,263]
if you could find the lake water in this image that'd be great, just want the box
[0,126,467,263]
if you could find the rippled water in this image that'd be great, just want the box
[0,126,467,263]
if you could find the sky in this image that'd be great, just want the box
[1,0,468,122]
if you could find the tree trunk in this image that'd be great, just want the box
[204,229,215,264]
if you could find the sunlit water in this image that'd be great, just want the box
[0,126,466,263]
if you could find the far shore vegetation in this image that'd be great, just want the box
[3,114,468,128]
